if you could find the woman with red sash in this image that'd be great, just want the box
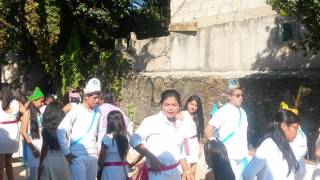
[0,85,26,180]
[98,110,130,180]
[130,89,191,180]
[178,95,204,180]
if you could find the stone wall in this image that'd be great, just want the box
[120,73,320,159]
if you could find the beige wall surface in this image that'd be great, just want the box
[133,14,320,72]
[171,0,267,24]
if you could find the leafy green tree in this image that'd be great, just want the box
[0,0,168,95]
[267,0,320,52]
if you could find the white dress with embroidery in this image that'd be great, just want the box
[0,100,20,154]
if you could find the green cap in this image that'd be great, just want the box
[28,87,44,102]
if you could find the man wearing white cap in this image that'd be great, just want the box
[57,78,102,180]
[204,79,249,180]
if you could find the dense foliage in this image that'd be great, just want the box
[0,0,168,95]
[267,0,320,52]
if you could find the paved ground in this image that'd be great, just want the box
[5,156,317,180]
[4,160,25,180]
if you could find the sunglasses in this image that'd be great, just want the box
[232,93,244,98]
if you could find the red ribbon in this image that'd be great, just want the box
[135,161,180,180]
[0,120,16,124]
[103,162,129,167]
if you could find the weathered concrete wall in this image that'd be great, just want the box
[120,73,320,159]
[133,13,320,72]
[171,0,267,24]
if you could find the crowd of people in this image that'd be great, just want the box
[0,77,320,180]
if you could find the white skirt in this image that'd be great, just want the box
[185,137,199,164]
[0,123,19,154]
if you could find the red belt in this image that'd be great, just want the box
[0,120,16,124]
[147,161,180,171]
[103,162,129,167]
[183,135,197,156]
[135,161,180,180]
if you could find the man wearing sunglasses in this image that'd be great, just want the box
[204,79,248,180]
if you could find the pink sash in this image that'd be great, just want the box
[0,120,16,124]
[183,135,197,156]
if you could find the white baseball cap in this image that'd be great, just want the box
[84,78,101,95]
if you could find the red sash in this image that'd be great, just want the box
[135,161,180,180]
[103,162,129,167]
[183,135,197,156]
[0,120,16,124]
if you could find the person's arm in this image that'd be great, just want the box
[316,143,320,160]
[243,140,269,180]
[204,125,214,139]
[98,143,107,168]
[204,110,224,139]
[242,156,265,180]
[129,154,144,168]
[18,101,26,114]
[62,103,72,113]
[180,158,192,180]
[97,112,107,153]
[130,118,164,174]
[56,108,76,162]
[134,144,163,174]
[20,110,40,157]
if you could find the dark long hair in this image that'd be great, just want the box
[160,89,181,106]
[204,139,235,180]
[42,101,65,149]
[270,110,300,176]
[1,85,14,111]
[107,110,129,161]
[183,95,204,140]
[28,102,41,139]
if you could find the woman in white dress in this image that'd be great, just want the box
[0,85,26,180]
[130,89,191,180]
[21,87,44,180]
[98,110,130,180]
[178,95,204,180]
[243,109,300,180]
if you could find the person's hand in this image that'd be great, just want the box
[149,156,163,175]
[183,172,192,180]
[65,153,77,164]
[32,149,40,158]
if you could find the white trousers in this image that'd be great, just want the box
[70,155,98,180]
[230,158,248,180]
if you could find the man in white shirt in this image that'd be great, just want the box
[204,79,249,180]
[57,78,102,180]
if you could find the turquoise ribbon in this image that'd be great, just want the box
[70,108,97,147]
[221,108,242,143]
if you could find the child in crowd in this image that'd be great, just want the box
[204,138,235,180]
[98,110,130,180]
[38,101,71,180]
